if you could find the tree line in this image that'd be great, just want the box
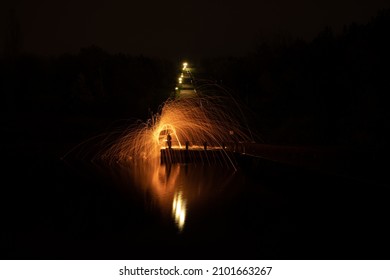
[198,9,390,147]
[2,9,390,147]
[1,46,176,120]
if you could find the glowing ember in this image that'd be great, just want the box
[102,94,254,166]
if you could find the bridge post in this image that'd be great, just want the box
[185,141,189,163]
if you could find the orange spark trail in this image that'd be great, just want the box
[102,94,254,166]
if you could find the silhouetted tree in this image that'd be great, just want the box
[200,9,390,146]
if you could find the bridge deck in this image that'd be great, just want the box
[160,148,236,165]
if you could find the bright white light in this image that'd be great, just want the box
[172,191,186,231]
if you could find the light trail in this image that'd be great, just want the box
[102,93,254,168]
[61,62,257,232]
[69,62,258,169]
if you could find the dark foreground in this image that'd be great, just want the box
[1,114,389,260]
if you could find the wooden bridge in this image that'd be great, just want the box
[160,142,248,165]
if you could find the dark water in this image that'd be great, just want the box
[2,140,389,260]
[63,160,289,259]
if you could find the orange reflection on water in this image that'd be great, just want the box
[108,160,238,232]
[134,162,188,231]
[150,163,179,207]
[172,191,186,231]
[150,164,187,231]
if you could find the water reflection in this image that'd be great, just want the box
[107,160,239,232]
[172,191,186,231]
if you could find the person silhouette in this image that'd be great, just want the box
[167,133,172,149]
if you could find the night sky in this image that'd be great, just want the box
[2,0,390,59]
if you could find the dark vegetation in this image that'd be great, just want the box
[2,9,390,148]
[199,9,390,147]
[2,46,175,119]
[1,47,176,160]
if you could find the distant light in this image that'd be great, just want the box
[175,87,178,90]
[178,77,182,83]
[182,62,188,70]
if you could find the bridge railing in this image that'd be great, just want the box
[163,140,248,153]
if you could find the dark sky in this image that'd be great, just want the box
[2,0,390,60]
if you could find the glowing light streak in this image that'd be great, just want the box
[172,191,186,231]
[102,93,253,168]
[62,62,256,232]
